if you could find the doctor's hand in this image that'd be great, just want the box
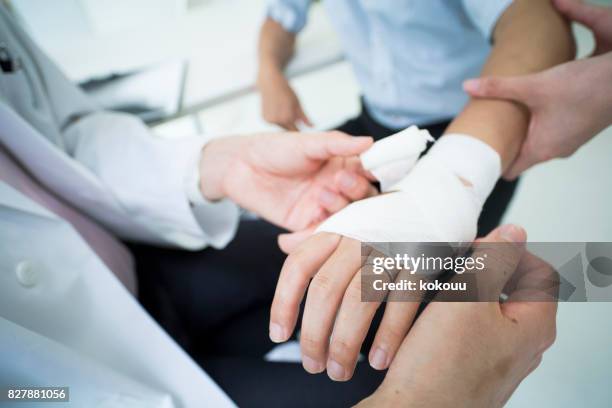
[258,69,312,131]
[357,225,558,408]
[463,0,612,180]
[199,131,376,232]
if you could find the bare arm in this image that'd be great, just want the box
[257,17,297,80]
[257,17,312,130]
[446,0,576,171]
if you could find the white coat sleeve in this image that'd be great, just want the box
[63,111,240,250]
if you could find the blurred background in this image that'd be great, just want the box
[5,0,612,406]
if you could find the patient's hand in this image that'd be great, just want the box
[357,225,558,408]
[199,131,376,232]
[268,142,491,381]
[258,70,312,131]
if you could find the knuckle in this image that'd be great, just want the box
[285,255,309,279]
[532,354,543,371]
[536,148,555,162]
[345,279,363,304]
[480,78,498,94]
[329,338,359,364]
[377,324,407,346]
[309,273,335,299]
[351,179,370,199]
[301,334,324,355]
[541,324,557,352]
[273,293,296,317]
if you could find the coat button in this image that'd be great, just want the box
[16,260,39,287]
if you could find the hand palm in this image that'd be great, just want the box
[223,134,365,231]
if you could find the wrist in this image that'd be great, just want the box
[257,61,286,89]
[420,134,501,203]
[199,137,242,201]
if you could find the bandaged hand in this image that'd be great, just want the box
[269,131,501,381]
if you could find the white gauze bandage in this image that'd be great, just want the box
[360,126,434,192]
[316,131,501,245]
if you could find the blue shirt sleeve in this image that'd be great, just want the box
[267,0,313,33]
[461,0,514,40]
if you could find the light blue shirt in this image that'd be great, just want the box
[268,0,513,129]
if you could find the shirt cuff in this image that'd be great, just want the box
[267,0,310,33]
[183,136,240,250]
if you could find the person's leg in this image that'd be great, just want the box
[476,178,519,236]
[202,355,385,408]
[334,99,398,140]
[129,219,286,356]
[197,304,384,407]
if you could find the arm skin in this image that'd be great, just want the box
[257,17,297,81]
[446,0,576,172]
[257,18,312,129]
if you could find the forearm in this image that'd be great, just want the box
[257,18,296,85]
[446,0,575,170]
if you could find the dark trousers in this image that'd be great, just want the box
[335,102,519,236]
[129,220,384,408]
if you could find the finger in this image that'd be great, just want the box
[283,121,299,132]
[326,272,380,381]
[335,170,378,201]
[300,238,361,373]
[299,132,374,161]
[343,156,378,182]
[270,233,341,343]
[503,141,541,180]
[369,301,420,370]
[470,224,527,298]
[319,187,350,214]
[278,227,317,254]
[553,0,608,30]
[297,105,314,127]
[463,76,535,104]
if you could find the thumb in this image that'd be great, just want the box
[297,105,313,127]
[300,131,373,161]
[504,145,541,181]
[278,227,317,254]
[470,224,527,298]
[463,76,535,105]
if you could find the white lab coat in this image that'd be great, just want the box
[0,4,239,407]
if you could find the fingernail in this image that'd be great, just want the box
[327,359,347,381]
[370,347,389,370]
[339,173,356,190]
[302,355,325,374]
[269,323,286,343]
[319,189,337,206]
[463,79,479,92]
[499,224,526,244]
